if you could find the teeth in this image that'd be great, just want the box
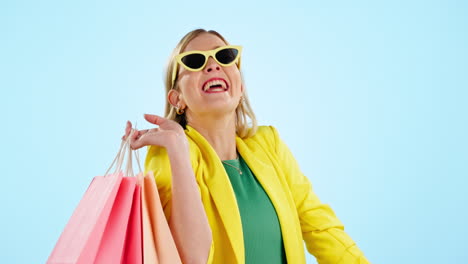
[203,80,226,92]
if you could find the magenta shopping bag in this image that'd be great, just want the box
[122,180,143,264]
[94,176,137,263]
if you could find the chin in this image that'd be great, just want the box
[199,102,238,115]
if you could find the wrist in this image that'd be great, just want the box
[166,135,190,160]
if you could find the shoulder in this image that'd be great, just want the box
[248,125,279,140]
[144,144,171,174]
[242,125,281,151]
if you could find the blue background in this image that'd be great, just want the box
[1,0,467,263]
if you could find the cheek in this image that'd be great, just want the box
[179,70,202,90]
[227,68,242,90]
[178,73,203,105]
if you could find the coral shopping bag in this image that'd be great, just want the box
[139,171,182,264]
[47,136,143,264]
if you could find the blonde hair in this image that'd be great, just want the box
[163,29,258,138]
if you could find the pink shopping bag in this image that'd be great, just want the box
[48,133,143,264]
[47,172,125,263]
[140,171,182,264]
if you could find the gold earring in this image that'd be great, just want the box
[175,104,185,115]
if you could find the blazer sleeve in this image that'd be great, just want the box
[144,145,216,264]
[270,126,370,264]
[144,145,174,222]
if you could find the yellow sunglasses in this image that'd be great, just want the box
[171,45,242,88]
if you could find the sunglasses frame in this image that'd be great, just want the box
[171,45,243,88]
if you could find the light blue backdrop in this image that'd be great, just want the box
[1,0,467,263]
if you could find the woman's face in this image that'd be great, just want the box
[171,33,243,119]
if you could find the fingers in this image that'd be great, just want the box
[144,114,164,125]
[144,114,175,130]
[123,115,175,147]
[144,113,183,131]
[122,120,132,140]
[133,129,154,140]
[130,139,144,150]
[122,121,151,140]
[128,130,141,149]
[128,128,158,150]
[129,131,151,150]
[126,121,132,136]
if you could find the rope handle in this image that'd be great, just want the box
[103,124,143,177]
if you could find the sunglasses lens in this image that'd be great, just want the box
[181,53,206,69]
[215,48,238,65]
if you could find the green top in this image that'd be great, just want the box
[222,154,287,264]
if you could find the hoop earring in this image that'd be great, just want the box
[175,105,185,115]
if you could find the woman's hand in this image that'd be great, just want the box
[122,114,188,151]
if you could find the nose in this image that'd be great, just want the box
[203,56,221,73]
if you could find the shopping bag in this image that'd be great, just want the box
[140,171,182,264]
[48,135,142,264]
[122,179,143,264]
[94,176,137,263]
[47,172,123,263]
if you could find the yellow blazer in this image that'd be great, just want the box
[145,125,369,264]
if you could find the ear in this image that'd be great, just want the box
[168,89,185,108]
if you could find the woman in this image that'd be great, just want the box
[124,29,369,264]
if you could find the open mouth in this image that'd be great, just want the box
[202,78,229,93]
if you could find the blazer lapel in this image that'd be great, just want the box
[186,126,244,263]
[236,136,302,263]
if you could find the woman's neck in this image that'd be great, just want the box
[187,112,237,161]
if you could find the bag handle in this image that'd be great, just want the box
[103,125,143,177]
[128,122,143,175]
